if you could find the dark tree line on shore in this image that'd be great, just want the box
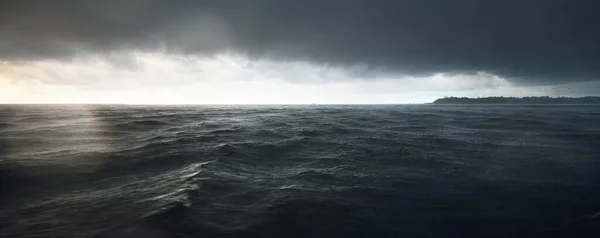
[432,96,600,104]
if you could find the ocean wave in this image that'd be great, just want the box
[0,161,213,238]
[208,143,242,156]
[559,133,600,141]
[286,169,340,181]
[0,161,33,197]
[102,199,370,238]
[206,127,245,135]
[251,129,288,138]
[0,122,13,129]
[114,120,169,129]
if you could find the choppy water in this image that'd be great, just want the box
[1,105,599,238]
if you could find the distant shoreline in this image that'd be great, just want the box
[432,96,600,105]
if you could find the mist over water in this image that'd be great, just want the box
[1,105,599,237]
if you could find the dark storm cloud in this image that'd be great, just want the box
[1,0,599,84]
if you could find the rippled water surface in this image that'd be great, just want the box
[1,105,600,237]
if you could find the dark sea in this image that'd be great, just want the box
[1,105,599,238]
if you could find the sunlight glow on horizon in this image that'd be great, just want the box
[0,53,568,105]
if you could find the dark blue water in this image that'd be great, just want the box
[1,105,599,237]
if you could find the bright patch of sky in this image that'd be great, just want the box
[0,53,592,104]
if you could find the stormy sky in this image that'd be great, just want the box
[1,0,599,104]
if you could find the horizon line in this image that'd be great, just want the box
[0,103,426,106]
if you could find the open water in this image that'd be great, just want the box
[1,105,599,237]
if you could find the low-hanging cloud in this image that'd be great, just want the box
[1,0,599,85]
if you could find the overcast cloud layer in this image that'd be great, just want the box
[1,0,599,86]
